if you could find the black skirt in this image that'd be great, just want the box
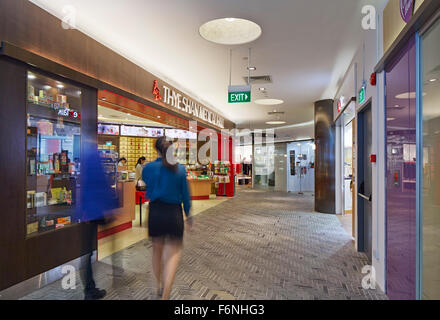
[148,200,184,239]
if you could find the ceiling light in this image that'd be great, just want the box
[247,67,256,71]
[255,99,284,105]
[259,87,266,91]
[429,78,437,82]
[43,85,51,90]
[387,118,396,121]
[199,18,262,45]
[157,116,161,118]
[266,121,286,125]
[28,74,36,80]
[98,114,103,118]
[56,84,64,89]
[395,92,427,99]
[101,97,107,101]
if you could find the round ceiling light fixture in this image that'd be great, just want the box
[255,99,284,105]
[199,18,262,45]
[266,121,286,125]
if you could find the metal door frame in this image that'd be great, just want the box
[356,99,372,255]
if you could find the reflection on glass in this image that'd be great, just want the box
[385,38,417,300]
[422,20,440,300]
[26,71,81,236]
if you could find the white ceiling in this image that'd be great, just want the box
[31,0,385,140]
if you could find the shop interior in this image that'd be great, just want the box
[337,101,355,237]
[95,91,233,259]
[286,140,315,193]
[235,144,253,187]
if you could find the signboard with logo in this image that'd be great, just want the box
[154,81,225,129]
[400,0,415,23]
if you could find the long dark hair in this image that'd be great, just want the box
[155,136,178,172]
[136,156,146,166]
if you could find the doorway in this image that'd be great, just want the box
[357,102,373,262]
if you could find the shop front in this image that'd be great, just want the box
[376,0,440,300]
[94,90,235,242]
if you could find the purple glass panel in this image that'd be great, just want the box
[385,38,417,300]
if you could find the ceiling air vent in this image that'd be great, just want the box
[243,75,272,85]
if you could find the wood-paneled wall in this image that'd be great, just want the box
[0,0,234,131]
[0,56,97,291]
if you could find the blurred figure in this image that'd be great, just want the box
[117,157,127,167]
[76,150,119,300]
[135,156,147,191]
[142,137,192,300]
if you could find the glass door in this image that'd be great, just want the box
[421,19,440,300]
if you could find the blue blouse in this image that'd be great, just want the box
[142,158,191,216]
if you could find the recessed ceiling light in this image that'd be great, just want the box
[28,74,36,80]
[429,78,437,82]
[102,97,107,101]
[199,18,262,45]
[157,115,161,118]
[387,117,396,121]
[43,85,51,90]
[56,84,64,89]
[247,67,256,71]
[266,121,286,125]
[255,99,284,105]
[259,87,266,91]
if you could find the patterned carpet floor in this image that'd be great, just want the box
[21,189,387,300]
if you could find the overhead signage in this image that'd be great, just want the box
[154,81,224,129]
[358,84,367,105]
[228,85,251,103]
[165,129,197,140]
[400,0,415,23]
[121,125,164,137]
[98,124,120,135]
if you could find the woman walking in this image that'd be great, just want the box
[142,137,192,300]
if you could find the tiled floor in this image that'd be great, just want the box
[98,197,228,259]
[20,189,387,300]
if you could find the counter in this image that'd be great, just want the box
[98,180,136,238]
[188,179,212,200]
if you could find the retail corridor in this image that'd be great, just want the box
[21,190,386,300]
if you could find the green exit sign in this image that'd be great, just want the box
[228,92,251,103]
[228,85,251,103]
[358,85,366,104]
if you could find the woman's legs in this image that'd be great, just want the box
[161,239,183,300]
[152,237,165,294]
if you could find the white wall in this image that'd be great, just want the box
[332,2,387,293]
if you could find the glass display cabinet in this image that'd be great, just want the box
[26,71,82,237]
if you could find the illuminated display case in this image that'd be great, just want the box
[26,71,82,236]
